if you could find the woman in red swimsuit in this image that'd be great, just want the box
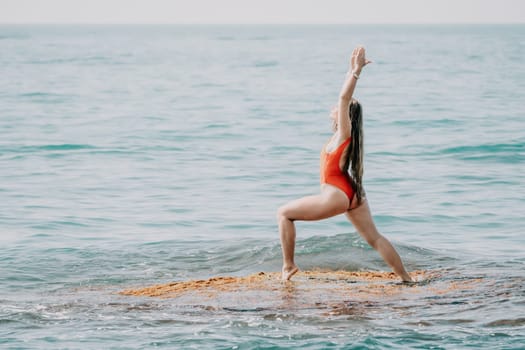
[277,46,412,282]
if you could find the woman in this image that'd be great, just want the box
[277,46,413,282]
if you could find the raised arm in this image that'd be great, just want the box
[337,46,371,140]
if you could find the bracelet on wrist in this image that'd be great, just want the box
[346,70,361,80]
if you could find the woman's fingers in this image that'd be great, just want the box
[358,47,365,59]
[356,47,370,67]
[350,46,371,69]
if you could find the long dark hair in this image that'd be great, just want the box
[343,100,365,204]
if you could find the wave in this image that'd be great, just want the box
[374,141,525,162]
[0,34,29,40]
[440,142,524,162]
[23,55,112,65]
[2,144,96,153]
[0,144,98,160]
[1,232,450,294]
[15,91,74,104]
[391,118,464,128]
[155,233,442,276]
[442,142,524,155]
[0,144,193,160]
[18,92,63,98]
[31,144,95,151]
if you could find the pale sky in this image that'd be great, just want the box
[1,0,524,24]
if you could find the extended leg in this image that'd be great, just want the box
[346,200,412,282]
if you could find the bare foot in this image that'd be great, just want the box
[401,274,414,283]
[281,265,299,281]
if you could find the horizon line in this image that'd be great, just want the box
[1,21,524,25]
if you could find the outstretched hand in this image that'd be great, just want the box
[351,46,371,72]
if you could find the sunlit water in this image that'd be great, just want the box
[1,24,524,349]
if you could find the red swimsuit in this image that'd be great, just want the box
[320,138,355,203]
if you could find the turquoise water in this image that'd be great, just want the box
[1,24,524,349]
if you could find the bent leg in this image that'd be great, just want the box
[277,190,348,280]
[346,200,412,282]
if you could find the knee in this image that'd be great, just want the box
[276,205,293,222]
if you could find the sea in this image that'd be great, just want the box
[0,24,524,349]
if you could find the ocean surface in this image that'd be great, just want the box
[0,24,524,349]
